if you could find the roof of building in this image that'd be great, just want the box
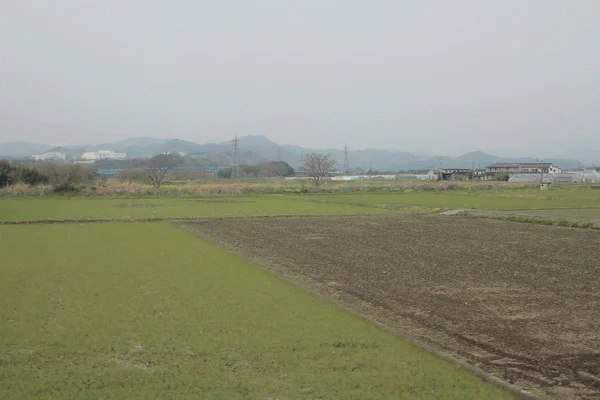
[519,163,554,168]
[487,162,554,168]
[486,163,522,168]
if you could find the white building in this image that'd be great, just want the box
[81,150,126,161]
[31,152,66,161]
[548,165,562,174]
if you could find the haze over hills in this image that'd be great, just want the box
[0,136,589,170]
[0,142,52,158]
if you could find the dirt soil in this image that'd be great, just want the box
[186,215,600,399]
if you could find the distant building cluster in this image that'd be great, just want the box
[30,150,127,163]
[81,150,126,161]
[31,152,67,161]
[484,162,561,176]
[469,162,561,181]
[430,163,563,181]
[291,161,572,182]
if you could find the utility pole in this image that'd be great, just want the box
[343,146,349,174]
[232,135,239,179]
[540,158,544,184]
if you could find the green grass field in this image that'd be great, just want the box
[0,195,388,222]
[306,187,600,210]
[4,185,595,398]
[3,186,599,222]
[0,223,513,399]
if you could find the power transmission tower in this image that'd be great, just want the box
[343,146,349,174]
[232,135,239,179]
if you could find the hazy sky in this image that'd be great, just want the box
[1,1,599,156]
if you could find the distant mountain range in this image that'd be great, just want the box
[0,136,590,170]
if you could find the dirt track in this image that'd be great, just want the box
[187,215,600,399]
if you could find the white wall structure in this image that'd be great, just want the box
[581,171,600,183]
[508,173,588,183]
[31,152,66,161]
[81,150,126,160]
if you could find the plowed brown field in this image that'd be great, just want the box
[186,215,600,399]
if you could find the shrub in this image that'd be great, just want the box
[53,182,80,194]
[0,160,49,187]
[40,163,96,185]
[552,219,572,227]
[0,160,11,187]
[21,167,49,185]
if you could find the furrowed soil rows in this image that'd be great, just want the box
[187,215,600,399]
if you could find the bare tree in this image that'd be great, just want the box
[299,153,337,186]
[144,154,180,188]
[117,168,149,183]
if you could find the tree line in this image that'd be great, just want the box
[2,152,336,190]
[216,161,294,179]
[119,157,296,188]
[0,160,96,189]
[118,154,334,187]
